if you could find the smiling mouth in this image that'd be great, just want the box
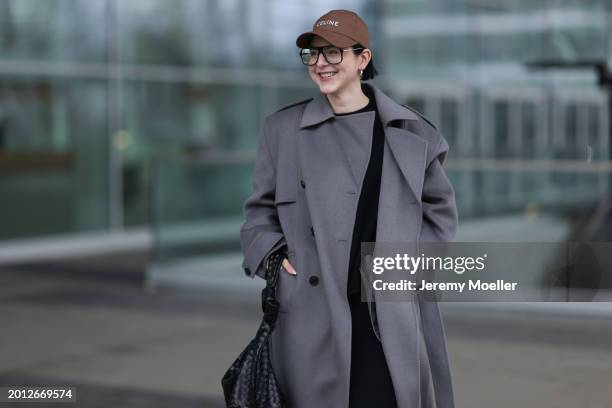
[318,72,337,78]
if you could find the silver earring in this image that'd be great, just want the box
[359,69,364,78]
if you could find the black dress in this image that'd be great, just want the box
[336,85,398,408]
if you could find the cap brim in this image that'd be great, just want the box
[295,30,356,48]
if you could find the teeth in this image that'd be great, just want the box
[320,72,336,78]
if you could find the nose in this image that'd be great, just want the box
[315,52,329,69]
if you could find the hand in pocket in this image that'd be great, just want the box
[282,258,297,275]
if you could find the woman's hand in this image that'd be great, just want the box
[282,258,297,275]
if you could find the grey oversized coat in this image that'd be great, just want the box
[240,82,458,408]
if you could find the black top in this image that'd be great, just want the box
[335,85,385,300]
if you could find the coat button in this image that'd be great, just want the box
[300,179,306,188]
[310,226,314,236]
[309,275,319,286]
[244,267,251,276]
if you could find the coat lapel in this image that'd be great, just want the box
[385,127,428,201]
[299,82,428,202]
[334,112,376,191]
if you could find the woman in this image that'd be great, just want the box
[239,9,458,408]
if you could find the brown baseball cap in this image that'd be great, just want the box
[296,9,370,49]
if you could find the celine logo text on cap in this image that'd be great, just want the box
[316,19,339,27]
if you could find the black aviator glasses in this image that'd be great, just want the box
[299,46,364,66]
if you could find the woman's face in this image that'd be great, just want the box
[306,36,370,96]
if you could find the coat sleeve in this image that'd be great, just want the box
[420,134,458,243]
[417,133,459,408]
[240,115,288,279]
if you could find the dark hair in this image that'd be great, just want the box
[353,43,378,80]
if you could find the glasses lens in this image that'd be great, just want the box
[300,49,318,65]
[322,46,342,64]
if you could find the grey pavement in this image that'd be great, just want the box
[1,252,612,407]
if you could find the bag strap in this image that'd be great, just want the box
[261,250,286,326]
[265,250,284,289]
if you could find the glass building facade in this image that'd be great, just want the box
[1,0,611,265]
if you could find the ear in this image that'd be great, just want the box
[360,49,372,68]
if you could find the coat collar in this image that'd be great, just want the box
[299,82,418,128]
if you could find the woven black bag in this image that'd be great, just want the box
[221,249,287,408]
